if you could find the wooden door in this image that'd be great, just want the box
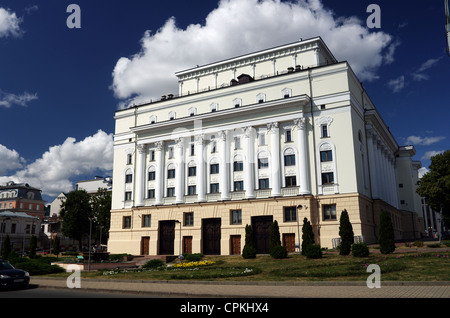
[183,236,192,254]
[230,235,241,255]
[202,218,221,255]
[252,216,273,254]
[283,233,296,253]
[141,236,150,255]
[159,221,175,255]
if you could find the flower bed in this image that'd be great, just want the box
[171,260,216,268]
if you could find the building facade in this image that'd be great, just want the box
[0,181,46,220]
[108,37,423,256]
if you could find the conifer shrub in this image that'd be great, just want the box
[379,210,396,254]
[351,243,370,257]
[269,220,287,259]
[242,224,256,259]
[301,218,315,256]
[338,209,354,255]
[303,244,322,259]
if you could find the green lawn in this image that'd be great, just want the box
[48,250,450,282]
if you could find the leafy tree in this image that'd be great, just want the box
[269,220,287,259]
[60,190,92,251]
[91,188,112,245]
[301,217,314,255]
[338,209,354,255]
[379,210,395,254]
[29,235,37,258]
[2,235,11,260]
[416,150,450,227]
[242,224,256,259]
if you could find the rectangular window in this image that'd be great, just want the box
[323,204,337,220]
[285,176,297,187]
[210,164,219,174]
[142,214,151,227]
[150,150,155,161]
[284,206,297,222]
[259,178,270,189]
[321,172,334,184]
[147,189,155,199]
[234,181,244,191]
[188,166,197,177]
[210,183,219,193]
[167,187,175,197]
[125,191,132,201]
[320,150,332,162]
[190,144,195,156]
[11,223,16,234]
[258,158,269,169]
[321,125,328,138]
[188,185,196,195]
[184,212,194,226]
[230,210,242,225]
[127,154,132,165]
[148,171,156,181]
[234,136,241,149]
[285,129,292,142]
[233,161,243,171]
[125,174,133,183]
[167,169,176,179]
[284,154,295,166]
[123,216,131,229]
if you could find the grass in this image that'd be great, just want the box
[45,249,450,282]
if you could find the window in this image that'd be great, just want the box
[148,171,156,181]
[258,158,269,169]
[259,178,270,189]
[127,154,132,165]
[230,210,242,225]
[210,183,219,193]
[233,98,242,108]
[167,187,175,197]
[258,132,266,145]
[234,181,244,191]
[284,206,297,222]
[285,176,297,187]
[142,214,151,227]
[123,216,131,229]
[234,136,241,149]
[150,150,155,161]
[190,144,195,156]
[147,189,155,199]
[125,174,133,183]
[233,161,243,171]
[320,150,332,162]
[169,111,176,120]
[150,115,157,124]
[210,164,219,174]
[323,204,336,220]
[184,212,194,226]
[321,125,328,138]
[282,88,292,98]
[167,169,176,179]
[11,223,16,234]
[210,103,218,112]
[188,185,196,195]
[285,129,292,142]
[168,146,174,159]
[211,139,217,153]
[188,107,196,116]
[188,166,197,177]
[284,154,295,166]
[321,172,334,184]
[125,191,132,201]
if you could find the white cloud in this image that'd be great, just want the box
[0,145,25,175]
[387,75,405,93]
[0,7,22,38]
[421,150,445,160]
[0,90,38,108]
[111,0,394,107]
[0,130,114,197]
[412,57,442,81]
[405,135,446,146]
[418,166,429,178]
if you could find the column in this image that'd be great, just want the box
[134,144,146,207]
[366,128,379,199]
[154,141,164,205]
[294,117,311,195]
[195,134,206,202]
[219,130,230,200]
[175,138,185,204]
[243,126,255,198]
[375,138,385,201]
[268,122,281,196]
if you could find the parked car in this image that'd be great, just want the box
[0,260,30,288]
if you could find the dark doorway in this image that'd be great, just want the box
[183,236,192,254]
[230,235,241,255]
[202,218,221,255]
[252,216,273,254]
[141,236,150,255]
[159,220,175,255]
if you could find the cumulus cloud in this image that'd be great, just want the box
[405,135,446,146]
[0,7,22,38]
[387,75,405,93]
[0,130,114,197]
[0,90,38,108]
[421,150,445,160]
[111,0,395,107]
[0,145,25,175]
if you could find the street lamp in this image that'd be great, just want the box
[88,216,93,271]
[296,205,303,254]
[174,220,182,261]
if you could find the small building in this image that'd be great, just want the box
[76,176,112,195]
[0,211,40,254]
[0,181,46,220]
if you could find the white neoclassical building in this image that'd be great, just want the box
[108,37,423,256]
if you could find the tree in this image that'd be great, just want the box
[379,210,395,254]
[242,224,256,259]
[91,188,112,245]
[338,209,354,255]
[269,220,287,259]
[2,235,11,260]
[416,150,450,227]
[301,217,314,255]
[60,190,92,251]
[53,236,61,258]
[29,235,37,258]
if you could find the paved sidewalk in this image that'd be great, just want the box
[31,277,450,298]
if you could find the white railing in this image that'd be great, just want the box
[282,187,299,196]
[255,189,271,198]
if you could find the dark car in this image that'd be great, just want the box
[0,260,30,288]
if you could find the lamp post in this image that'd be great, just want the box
[174,220,182,261]
[88,216,93,271]
[296,205,303,254]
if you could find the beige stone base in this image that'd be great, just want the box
[107,193,423,256]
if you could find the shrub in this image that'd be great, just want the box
[304,244,322,259]
[270,245,288,259]
[379,210,395,254]
[142,259,165,269]
[183,253,204,262]
[242,224,256,259]
[242,245,256,259]
[413,241,424,247]
[301,218,315,256]
[339,209,354,255]
[13,259,65,275]
[351,243,370,257]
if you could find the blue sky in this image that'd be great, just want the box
[0,0,448,202]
